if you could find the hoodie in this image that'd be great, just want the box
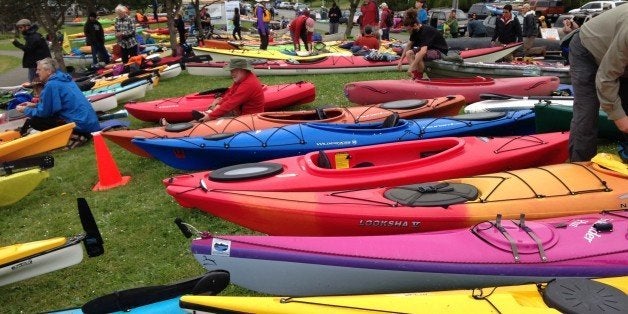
[24,70,100,134]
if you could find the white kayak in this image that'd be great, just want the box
[464,97,574,113]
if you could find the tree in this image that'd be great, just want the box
[162,0,184,56]
[344,0,360,37]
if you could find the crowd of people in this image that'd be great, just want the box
[8,1,627,159]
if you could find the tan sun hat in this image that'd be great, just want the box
[16,19,31,26]
[223,58,253,71]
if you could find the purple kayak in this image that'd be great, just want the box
[189,211,628,296]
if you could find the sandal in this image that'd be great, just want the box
[64,134,90,150]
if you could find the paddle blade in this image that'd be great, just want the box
[175,218,193,238]
[78,198,105,257]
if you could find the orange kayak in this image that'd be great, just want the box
[103,95,466,157]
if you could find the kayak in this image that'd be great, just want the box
[125,81,317,123]
[464,97,573,113]
[159,63,182,80]
[186,44,524,77]
[425,60,571,84]
[446,37,561,51]
[104,96,466,157]
[83,79,151,104]
[180,277,628,314]
[0,198,103,287]
[0,169,49,206]
[0,123,75,162]
[535,103,622,140]
[87,92,117,112]
[48,271,229,314]
[344,76,560,105]
[135,110,536,171]
[167,161,626,236]
[164,133,569,193]
[192,46,353,62]
[186,210,628,296]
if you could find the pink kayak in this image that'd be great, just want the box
[125,81,316,123]
[344,76,560,105]
[188,210,628,296]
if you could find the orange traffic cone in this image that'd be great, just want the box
[92,131,131,191]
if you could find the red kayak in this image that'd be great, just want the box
[344,76,560,105]
[164,132,569,193]
[125,81,316,122]
[105,96,466,157]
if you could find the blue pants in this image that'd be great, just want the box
[568,31,628,161]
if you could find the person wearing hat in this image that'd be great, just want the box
[414,0,428,25]
[397,9,448,80]
[84,12,110,66]
[192,58,265,122]
[12,18,51,82]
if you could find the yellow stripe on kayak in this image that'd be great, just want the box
[0,237,67,265]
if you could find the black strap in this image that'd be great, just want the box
[516,214,548,262]
[1,155,54,175]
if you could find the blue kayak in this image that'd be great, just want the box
[133,110,535,171]
[48,271,229,314]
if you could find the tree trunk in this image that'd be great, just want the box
[344,0,360,38]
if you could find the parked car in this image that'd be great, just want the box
[468,2,495,20]
[339,10,360,25]
[568,0,626,13]
[427,8,469,36]
[553,12,601,37]
[529,0,565,21]
[483,13,524,38]
[277,1,293,9]
[294,3,308,11]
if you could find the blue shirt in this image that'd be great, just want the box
[24,70,100,133]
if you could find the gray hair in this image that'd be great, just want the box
[523,3,530,10]
[115,4,128,14]
[37,58,58,72]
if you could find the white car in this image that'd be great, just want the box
[568,1,626,13]
[277,2,293,9]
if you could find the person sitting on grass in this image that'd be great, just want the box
[15,58,100,148]
[353,25,380,51]
[192,58,264,122]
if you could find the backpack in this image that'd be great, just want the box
[263,8,271,22]
[385,10,394,28]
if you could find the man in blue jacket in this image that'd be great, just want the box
[16,58,100,146]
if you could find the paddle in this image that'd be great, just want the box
[479,93,574,101]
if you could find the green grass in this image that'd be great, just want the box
[0,55,20,74]
[0,70,406,313]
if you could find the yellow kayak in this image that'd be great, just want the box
[0,168,49,206]
[192,46,352,62]
[0,122,75,162]
[180,277,628,314]
[0,237,66,265]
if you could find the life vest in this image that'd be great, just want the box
[263,8,271,22]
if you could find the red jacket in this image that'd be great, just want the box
[354,34,380,49]
[360,1,379,28]
[379,8,391,29]
[209,72,265,119]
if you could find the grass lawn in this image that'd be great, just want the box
[0,55,20,74]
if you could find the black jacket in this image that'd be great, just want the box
[83,19,105,46]
[522,12,538,38]
[12,24,51,68]
[329,6,342,24]
[492,16,522,44]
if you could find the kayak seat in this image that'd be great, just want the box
[380,99,428,110]
[198,87,229,96]
[384,182,478,207]
[317,151,332,169]
[353,161,374,168]
[315,108,327,120]
[381,113,400,128]
[164,122,194,132]
[542,278,628,314]
[451,112,507,121]
[209,162,284,181]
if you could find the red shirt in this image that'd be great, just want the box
[360,1,378,28]
[209,72,265,119]
[354,34,380,49]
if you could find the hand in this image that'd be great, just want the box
[12,39,19,46]
[16,104,26,113]
[614,116,628,133]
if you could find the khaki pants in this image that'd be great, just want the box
[523,36,546,56]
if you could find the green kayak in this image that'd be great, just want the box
[534,103,621,140]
